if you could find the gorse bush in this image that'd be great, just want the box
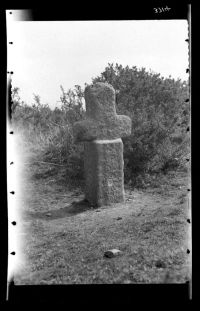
[12,85,85,186]
[12,63,189,188]
[93,64,189,186]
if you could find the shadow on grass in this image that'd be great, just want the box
[28,199,95,220]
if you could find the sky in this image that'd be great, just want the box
[7,18,189,109]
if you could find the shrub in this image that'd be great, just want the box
[11,63,190,188]
[11,85,85,186]
[93,63,189,186]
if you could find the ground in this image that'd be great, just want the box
[12,137,191,284]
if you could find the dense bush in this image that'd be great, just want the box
[12,85,85,185]
[93,63,189,186]
[11,63,190,188]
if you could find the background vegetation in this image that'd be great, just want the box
[11,63,190,189]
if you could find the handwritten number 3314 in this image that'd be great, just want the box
[154,7,171,13]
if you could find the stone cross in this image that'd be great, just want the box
[73,82,131,207]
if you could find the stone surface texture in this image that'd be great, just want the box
[73,82,131,207]
[74,83,131,142]
[84,138,124,206]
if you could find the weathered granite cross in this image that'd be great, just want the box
[73,82,132,207]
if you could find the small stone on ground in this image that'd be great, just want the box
[104,249,122,258]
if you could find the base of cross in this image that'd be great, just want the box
[84,138,125,207]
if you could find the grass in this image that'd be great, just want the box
[13,131,191,284]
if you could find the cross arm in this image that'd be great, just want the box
[73,119,98,142]
[116,115,132,138]
[73,114,132,143]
